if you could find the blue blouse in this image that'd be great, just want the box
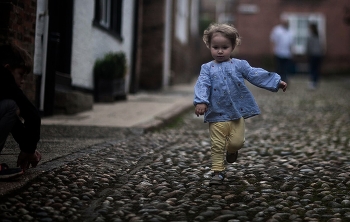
[194,58,281,123]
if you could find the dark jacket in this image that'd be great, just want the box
[0,66,41,153]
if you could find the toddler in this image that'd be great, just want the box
[194,23,287,185]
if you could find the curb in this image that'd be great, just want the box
[134,103,193,132]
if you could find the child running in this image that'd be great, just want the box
[193,23,287,185]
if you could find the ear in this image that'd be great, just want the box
[4,64,11,69]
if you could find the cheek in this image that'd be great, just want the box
[14,75,24,87]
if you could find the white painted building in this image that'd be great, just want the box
[71,0,136,92]
[34,0,200,115]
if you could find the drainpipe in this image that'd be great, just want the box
[33,0,49,112]
[163,0,172,89]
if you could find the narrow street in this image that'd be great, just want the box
[1,75,350,222]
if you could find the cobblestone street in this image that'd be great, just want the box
[0,76,350,222]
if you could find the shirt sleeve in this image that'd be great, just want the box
[194,64,211,106]
[239,60,281,92]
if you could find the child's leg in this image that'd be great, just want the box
[0,100,19,153]
[209,122,230,172]
[226,117,245,153]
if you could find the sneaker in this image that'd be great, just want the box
[209,172,225,185]
[0,163,23,180]
[226,150,238,163]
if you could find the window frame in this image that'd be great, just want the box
[282,12,326,55]
[93,0,123,41]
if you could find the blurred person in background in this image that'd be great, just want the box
[270,18,294,84]
[306,23,324,90]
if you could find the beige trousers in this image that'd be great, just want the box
[209,118,245,172]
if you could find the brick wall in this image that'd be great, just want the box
[0,0,37,103]
[235,0,350,74]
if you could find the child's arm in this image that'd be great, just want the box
[194,64,211,116]
[239,60,286,92]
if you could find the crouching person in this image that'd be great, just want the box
[0,43,42,180]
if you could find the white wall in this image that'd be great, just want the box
[175,0,189,44]
[71,0,135,92]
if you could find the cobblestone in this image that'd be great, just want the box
[0,76,350,221]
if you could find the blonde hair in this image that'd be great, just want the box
[203,23,241,49]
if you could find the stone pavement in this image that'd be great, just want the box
[0,81,195,196]
[0,75,350,221]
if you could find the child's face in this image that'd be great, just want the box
[9,66,27,89]
[210,32,234,63]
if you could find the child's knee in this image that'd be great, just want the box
[227,139,245,151]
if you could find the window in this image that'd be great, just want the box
[282,13,325,55]
[94,0,123,38]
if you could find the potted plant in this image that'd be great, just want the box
[93,52,127,102]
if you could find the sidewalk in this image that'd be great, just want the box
[42,82,195,129]
[0,81,195,195]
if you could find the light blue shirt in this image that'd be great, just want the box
[194,58,281,123]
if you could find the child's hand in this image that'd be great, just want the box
[279,81,287,92]
[195,104,207,117]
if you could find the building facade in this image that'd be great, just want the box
[201,0,350,75]
[2,0,201,116]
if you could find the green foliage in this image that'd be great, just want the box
[93,52,126,80]
[199,14,214,36]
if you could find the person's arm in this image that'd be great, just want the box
[194,64,211,117]
[0,67,19,100]
[194,64,211,106]
[0,67,41,153]
[12,89,41,153]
